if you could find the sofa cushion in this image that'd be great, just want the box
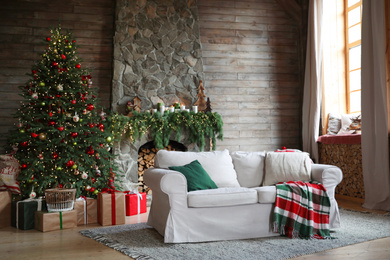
[155,149,240,188]
[251,186,277,204]
[168,160,218,192]
[187,187,258,208]
[231,151,265,187]
[263,152,311,186]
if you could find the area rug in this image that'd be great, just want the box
[80,209,390,260]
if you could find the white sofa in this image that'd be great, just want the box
[144,149,343,243]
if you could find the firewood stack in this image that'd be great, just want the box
[138,144,178,194]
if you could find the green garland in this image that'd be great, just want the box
[108,111,223,151]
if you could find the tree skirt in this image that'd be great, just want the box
[80,209,390,260]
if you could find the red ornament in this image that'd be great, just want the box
[21,163,27,169]
[86,145,94,155]
[70,132,78,138]
[31,133,38,138]
[66,160,74,167]
[56,94,61,98]
[48,121,55,126]
[52,62,58,67]
[46,37,50,42]
[20,141,28,147]
[57,126,64,132]
[86,104,94,111]
[90,187,95,192]
[52,152,58,159]
[32,70,37,74]
[91,178,96,183]
[282,146,287,150]
[88,123,94,128]
[71,100,76,105]
[75,64,81,69]
[49,112,53,117]
[61,54,66,60]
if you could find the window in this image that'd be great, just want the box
[345,0,362,114]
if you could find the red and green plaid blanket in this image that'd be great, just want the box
[273,181,332,239]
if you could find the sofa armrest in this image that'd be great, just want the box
[144,168,188,195]
[311,164,343,190]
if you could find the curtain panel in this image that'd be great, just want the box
[361,0,390,210]
[302,0,323,163]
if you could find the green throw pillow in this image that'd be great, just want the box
[169,160,218,192]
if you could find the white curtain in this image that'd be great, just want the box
[302,0,323,163]
[361,0,390,210]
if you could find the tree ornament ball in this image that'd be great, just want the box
[71,100,76,105]
[41,102,45,106]
[81,172,88,179]
[90,187,95,192]
[19,129,25,134]
[61,54,66,60]
[66,160,74,167]
[75,64,81,69]
[68,45,72,49]
[57,84,63,91]
[93,189,99,195]
[79,118,83,123]
[32,93,38,99]
[31,133,38,138]
[106,136,112,142]
[73,141,77,146]
[56,166,62,171]
[86,104,94,111]
[73,114,79,122]
[52,152,58,159]
[22,163,27,169]
[72,164,77,170]
[85,185,91,191]
[46,37,50,42]
[38,133,46,141]
[29,191,37,199]
[39,82,45,87]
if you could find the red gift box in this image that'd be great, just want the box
[125,192,146,216]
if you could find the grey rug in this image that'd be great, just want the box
[80,209,390,260]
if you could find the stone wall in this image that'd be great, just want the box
[112,0,204,113]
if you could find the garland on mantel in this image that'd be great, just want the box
[108,111,223,151]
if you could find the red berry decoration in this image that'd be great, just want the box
[61,54,66,60]
[75,64,81,69]
[46,37,50,42]
[20,141,28,147]
[71,100,76,105]
[32,70,37,74]
[57,126,64,132]
[48,121,55,126]
[66,160,74,167]
[70,132,78,138]
[52,152,58,159]
[31,133,38,138]
[91,178,96,183]
[86,103,94,111]
[86,145,94,155]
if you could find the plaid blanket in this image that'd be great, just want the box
[273,181,332,239]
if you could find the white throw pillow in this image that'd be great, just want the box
[155,149,240,188]
[263,152,312,186]
[327,113,341,135]
[337,113,360,134]
[230,151,265,187]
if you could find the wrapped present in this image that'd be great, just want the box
[35,210,77,232]
[124,192,147,216]
[98,190,125,226]
[11,197,47,230]
[0,154,21,194]
[74,197,98,225]
[0,191,11,228]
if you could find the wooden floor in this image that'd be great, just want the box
[0,195,389,260]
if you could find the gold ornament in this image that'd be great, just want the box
[54,48,58,53]
[38,133,47,141]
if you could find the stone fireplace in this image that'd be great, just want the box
[112,0,206,189]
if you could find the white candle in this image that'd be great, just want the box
[152,109,157,114]
[192,106,198,113]
[185,109,190,113]
[169,106,175,113]
[180,105,185,111]
[159,105,165,116]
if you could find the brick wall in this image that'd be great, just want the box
[0,0,114,154]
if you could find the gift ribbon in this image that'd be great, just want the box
[16,196,45,229]
[76,197,88,224]
[59,211,63,230]
[36,211,63,231]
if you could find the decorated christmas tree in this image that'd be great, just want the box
[7,25,119,199]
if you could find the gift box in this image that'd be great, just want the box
[35,210,77,232]
[0,191,11,228]
[125,192,147,216]
[11,198,47,230]
[98,190,125,226]
[74,197,98,225]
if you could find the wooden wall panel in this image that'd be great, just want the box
[198,0,303,151]
[0,0,114,154]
